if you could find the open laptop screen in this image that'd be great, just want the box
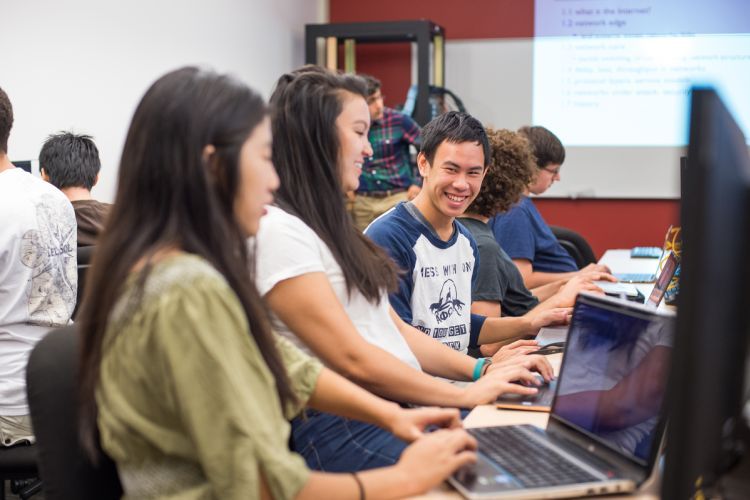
[551,297,674,466]
[646,250,678,307]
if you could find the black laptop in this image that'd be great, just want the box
[450,293,675,499]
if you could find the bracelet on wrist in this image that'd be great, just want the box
[472,358,487,381]
[481,357,493,376]
[351,472,365,500]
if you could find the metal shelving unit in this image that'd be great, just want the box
[304,20,445,126]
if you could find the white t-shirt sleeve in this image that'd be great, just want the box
[254,206,326,297]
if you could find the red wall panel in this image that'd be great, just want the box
[349,45,412,109]
[329,0,533,39]
[534,198,680,259]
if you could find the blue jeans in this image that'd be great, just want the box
[291,410,407,472]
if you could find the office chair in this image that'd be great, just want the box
[73,246,95,319]
[549,225,597,269]
[26,326,123,500]
[0,444,40,500]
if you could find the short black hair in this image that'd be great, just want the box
[359,74,381,97]
[39,132,102,190]
[420,111,490,168]
[518,125,565,168]
[0,86,13,154]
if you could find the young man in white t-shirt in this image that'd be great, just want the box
[367,112,568,357]
[0,86,77,446]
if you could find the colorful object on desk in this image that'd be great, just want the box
[663,225,681,305]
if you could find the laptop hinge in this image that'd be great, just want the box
[546,418,650,483]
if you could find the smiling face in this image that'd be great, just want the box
[528,163,561,195]
[414,140,487,232]
[336,91,373,192]
[233,117,279,236]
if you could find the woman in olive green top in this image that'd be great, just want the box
[76,67,478,499]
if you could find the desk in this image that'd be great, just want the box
[598,249,660,276]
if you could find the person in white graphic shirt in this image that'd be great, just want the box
[0,86,77,446]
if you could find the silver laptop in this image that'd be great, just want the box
[614,248,670,283]
[597,250,678,305]
[450,293,675,499]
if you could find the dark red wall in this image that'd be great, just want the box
[534,199,679,259]
[329,0,680,258]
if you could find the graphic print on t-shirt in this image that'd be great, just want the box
[410,234,475,353]
[430,279,465,323]
[20,194,77,326]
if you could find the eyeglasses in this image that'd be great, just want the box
[542,165,561,176]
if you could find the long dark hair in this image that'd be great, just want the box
[269,66,398,302]
[77,67,297,458]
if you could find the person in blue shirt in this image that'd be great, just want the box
[488,126,610,288]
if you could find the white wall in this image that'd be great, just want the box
[3,0,325,202]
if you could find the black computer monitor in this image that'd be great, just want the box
[12,160,32,173]
[662,88,750,498]
[679,155,687,202]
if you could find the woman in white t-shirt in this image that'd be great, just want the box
[255,67,555,472]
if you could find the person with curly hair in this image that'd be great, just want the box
[458,129,608,355]
[488,126,613,288]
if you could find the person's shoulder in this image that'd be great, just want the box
[259,205,315,237]
[366,203,412,236]
[365,203,421,250]
[0,171,74,227]
[151,254,229,296]
[382,107,401,119]
[72,198,112,208]
[454,218,478,242]
[518,196,540,214]
[116,255,250,358]
[385,107,417,126]
[2,169,67,202]
[458,218,497,248]
[495,198,534,226]
[135,255,242,327]
[72,198,111,214]
[454,219,480,254]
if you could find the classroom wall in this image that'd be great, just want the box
[3,0,326,203]
[329,0,681,257]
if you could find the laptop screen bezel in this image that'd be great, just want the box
[546,292,675,473]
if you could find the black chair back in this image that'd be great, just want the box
[550,225,597,269]
[0,442,38,498]
[26,326,122,500]
[73,246,95,320]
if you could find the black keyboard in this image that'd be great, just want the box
[468,426,600,487]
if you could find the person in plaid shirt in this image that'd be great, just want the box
[351,74,422,231]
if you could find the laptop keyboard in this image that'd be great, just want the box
[468,426,601,487]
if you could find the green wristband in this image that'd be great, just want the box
[472,358,487,381]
